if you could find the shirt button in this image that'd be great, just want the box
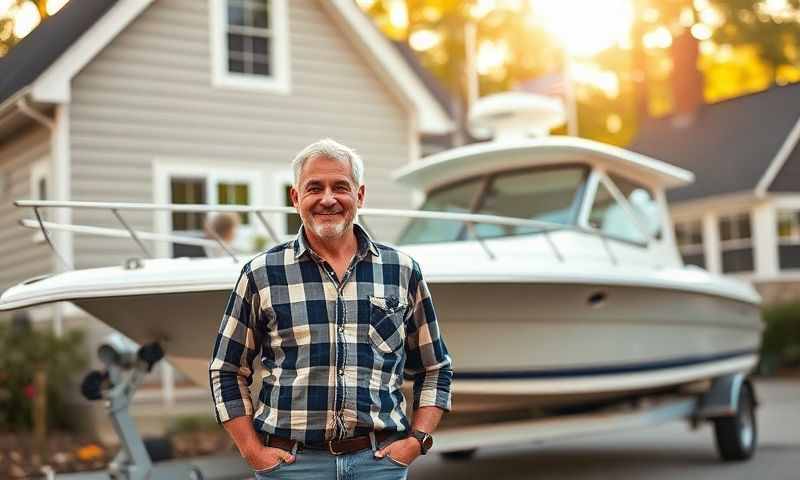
[338,325,345,333]
[338,368,344,376]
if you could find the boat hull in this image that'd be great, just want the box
[70,279,762,412]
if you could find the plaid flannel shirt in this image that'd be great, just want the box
[209,224,452,444]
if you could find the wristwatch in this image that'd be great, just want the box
[410,430,434,455]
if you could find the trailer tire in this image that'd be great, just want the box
[441,449,477,461]
[713,381,757,462]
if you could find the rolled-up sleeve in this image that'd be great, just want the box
[404,260,453,411]
[209,265,263,424]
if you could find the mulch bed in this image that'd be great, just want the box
[0,430,236,478]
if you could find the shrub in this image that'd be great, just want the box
[0,314,87,431]
[760,302,800,374]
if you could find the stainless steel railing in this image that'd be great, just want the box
[15,200,620,269]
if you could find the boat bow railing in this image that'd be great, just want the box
[15,200,619,269]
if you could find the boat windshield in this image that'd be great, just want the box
[397,165,589,244]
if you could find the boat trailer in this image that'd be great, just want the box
[54,340,758,479]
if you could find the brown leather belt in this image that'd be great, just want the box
[264,430,393,455]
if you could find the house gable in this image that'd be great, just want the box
[0,0,450,135]
[629,83,800,203]
[0,0,119,106]
[768,140,800,193]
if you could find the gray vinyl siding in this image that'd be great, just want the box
[70,0,413,269]
[0,126,53,292]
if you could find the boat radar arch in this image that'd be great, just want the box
[469,92,566,141]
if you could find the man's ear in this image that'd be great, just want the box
[356,184,365,208]
[289,185,300,208]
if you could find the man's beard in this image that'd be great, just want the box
[307,210,355,240]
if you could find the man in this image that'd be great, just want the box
[202,212,241,257]
[209,138,453,479]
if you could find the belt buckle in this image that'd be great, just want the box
[328,440,343,456]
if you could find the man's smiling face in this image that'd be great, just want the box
[291,154,365,241]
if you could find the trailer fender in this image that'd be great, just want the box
[696,373,757,419]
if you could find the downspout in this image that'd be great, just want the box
[16,96,72,337]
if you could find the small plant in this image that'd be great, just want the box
[0,313,87,432]
[168,414,221,435]
[252,234,270,253]
[759,302,800,375]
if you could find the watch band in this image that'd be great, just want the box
[410,430,433,455]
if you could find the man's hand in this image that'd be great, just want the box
[374,437,421,466]
[244,445,296,471]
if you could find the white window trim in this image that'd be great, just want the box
[718,211,755,273]
[209,0,291,94]
[30,158,51,243]
[674,219,705,257]
[777,209,800,244]
[272,169,298,239]
[153,160,266,258]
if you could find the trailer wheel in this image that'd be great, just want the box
[441,449,477,461]
[713,381,757,462]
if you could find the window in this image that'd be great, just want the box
[397,165,590,245]
[397,177,484,245]
[171,177,207,233]
[587,181,648,244]
[607,174,661,239]
[211,0,290,93]
[474,166,588,238]
[719,212,753,273]
[777,210,800,270]
[283,183,302,235]
[156,164,261,258]
[218,181,251,225]
[674,219,705,267]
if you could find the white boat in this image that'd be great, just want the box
[0,95,763,416]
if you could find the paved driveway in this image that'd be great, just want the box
[408,379,800,480]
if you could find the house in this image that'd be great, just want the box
[629,82,800,306]
[0,0,452,432]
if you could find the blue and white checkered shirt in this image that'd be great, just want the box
[209,224,452,444]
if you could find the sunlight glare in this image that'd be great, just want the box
[471,0,496,19]
[643,26,672,49]
[530,0,634,57]
[758,0,796,20]
[388,0,408,30]
[571,63,620,98]
[477,40,508,75]
[13,1,40,38]
[606,114,622,133]
[409,29,441,51]
[0,0,13,16]
[697,6,724,28]
[46,0,69,15]
[356,0,377,10]
[690,23,712,41]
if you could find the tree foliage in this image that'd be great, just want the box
[0,0,50,56]
[362,0,800,145]
[0,317,87,432]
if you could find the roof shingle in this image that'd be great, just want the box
[629,83,800,202]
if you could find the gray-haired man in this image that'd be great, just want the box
[209,139,453,479]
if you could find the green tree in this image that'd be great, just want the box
[0,0,53,56]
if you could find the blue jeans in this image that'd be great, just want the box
[253,433,408,480]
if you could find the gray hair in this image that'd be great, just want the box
[291,138,364,187]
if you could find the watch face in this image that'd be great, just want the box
[413,431,433,452]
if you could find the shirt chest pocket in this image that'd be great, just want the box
[368,296,407,354]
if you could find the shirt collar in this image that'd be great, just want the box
[293,223,380,260]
